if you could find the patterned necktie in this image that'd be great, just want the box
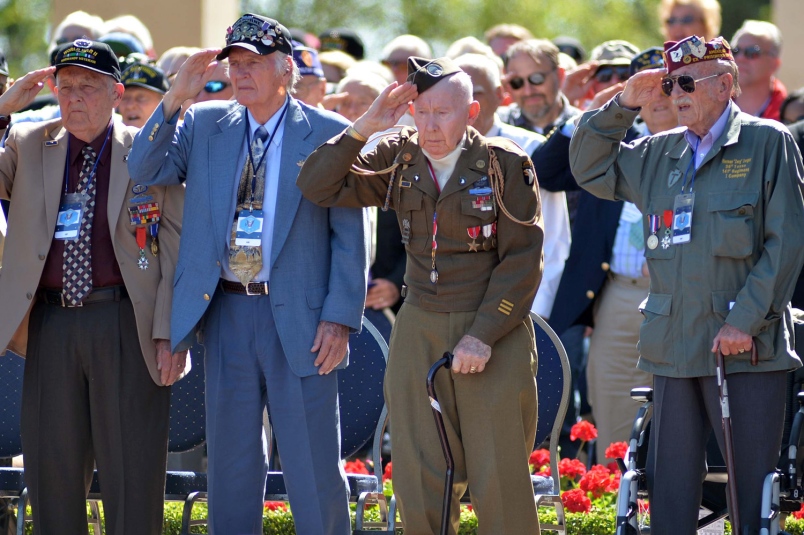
[62,145,98,306]
[229,126,269,286]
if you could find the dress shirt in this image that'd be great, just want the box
[609,201,646,279]
[685,102,731,170]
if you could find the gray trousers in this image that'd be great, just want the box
[647,370,787,535]
[203,289,350,535]
[21,297,170,535]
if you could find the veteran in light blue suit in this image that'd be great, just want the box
[127,14,369,535]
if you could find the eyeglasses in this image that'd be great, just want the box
[661,73,722,97]
[507,71,551,90]
[732,45,772,60]
[665,15,699,26]
[595,66,631,84]
[204,80,230,94]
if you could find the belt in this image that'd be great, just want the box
[608,271,650,289]
[219,279,270,296]
[37,286,128,308]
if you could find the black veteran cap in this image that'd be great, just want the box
[318,28,365,60]
[406,57,461,94]
[121,62,170,94]
[54,39,122,82]
[219,14,293,60]
[630,47,665,77]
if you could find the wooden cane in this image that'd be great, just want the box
[426,352,454,535]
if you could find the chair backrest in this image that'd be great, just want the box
[338,316,389,459]
[531,313,571,494]
[168,343,207,453]
[0,353,24,458]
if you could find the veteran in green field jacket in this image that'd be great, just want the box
[570,35,804,535]
[298,57,544,535]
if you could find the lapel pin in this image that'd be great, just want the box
[297,160,305,167]
[45,140,58,146]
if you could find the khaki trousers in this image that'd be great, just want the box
[587,272,653,462]
[385,303,539,535]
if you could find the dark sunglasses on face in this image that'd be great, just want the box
[665,15,699,26]
[732,45,769,60]
[204,80,230,93]
[661,73,722,97]
[507,71,550,90]
[594,66,631,84]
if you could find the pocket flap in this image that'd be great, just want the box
[712,290,739,314]
[707,191,759,212]
[306,285,328,309]
[639,293,672,316]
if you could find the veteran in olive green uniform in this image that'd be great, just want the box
[298,57,544,535]
[570,36,804,534]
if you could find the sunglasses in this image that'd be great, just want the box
[665,15,699,26]
[595,66,631,84]
[661,73,722,97]
[732,45,770,60]
[507,71,551,90]
[204,80,230,94]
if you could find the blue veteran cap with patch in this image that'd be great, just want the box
[54,39,122,82]
[630,47,665,76]
[218,14,292,60]
[121,62,169,94]
[292,42,324,77]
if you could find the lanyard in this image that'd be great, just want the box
[425,161,441,283]
[680,138,700,194]
[63,124,113,195]
[245,102,288,205]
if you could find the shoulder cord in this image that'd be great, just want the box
[488,148,540,226]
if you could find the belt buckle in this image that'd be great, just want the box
[245,282,267,296]
[59,293,82,308]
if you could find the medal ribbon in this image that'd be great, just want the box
[649,214,660,234]
[136,226,147,251]
[663,210,673,231]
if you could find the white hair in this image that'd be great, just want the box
[50,10,104,48]
[336,69,388,96]
[454,53,502,89]
[732,20,782,55]
[381,34,432,60]
[273,52,301,92]
[103,15,154,52]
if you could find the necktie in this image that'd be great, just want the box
[229,126,268,286]
[62,145,98,306]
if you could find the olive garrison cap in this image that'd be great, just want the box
[406,56,461,94]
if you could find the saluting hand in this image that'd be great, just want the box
[162,48,222,119]
[352,82,418,140]
[0,66,55,116]
[620,68,666,110]
[451,335,492,375]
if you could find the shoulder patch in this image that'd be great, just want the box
[523,159,536,185]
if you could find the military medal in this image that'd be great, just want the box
[150,223,159,256]
[136,227,149,270]
[401,218,411,245]
[430,212,438,284]
[467,226,480,252]
[491,221,497,249]
[661,210,673,249]
[647,214,660,250]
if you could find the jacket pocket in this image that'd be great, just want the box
[398,189,428,253]
[637,293,673,366]
[711,289,775,362]
[306,285,328,310]
[708,191,758,259]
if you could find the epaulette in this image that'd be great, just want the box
[485,135,530,159]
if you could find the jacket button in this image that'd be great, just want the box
[615,113,623,119]
[601,262,610,271]
[38,254,45,260]
[738,208,746,215]
[203,294,210,301]
[586,290,595,300]
[216,261,221,266]
[26,292,32,300]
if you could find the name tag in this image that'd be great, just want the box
[54,192,88,240]
[235,209,264,246]
[672,193,694,245]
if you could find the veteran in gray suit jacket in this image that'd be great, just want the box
[127,14,369,535]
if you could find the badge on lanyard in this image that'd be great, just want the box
[671,193,694,244]
[235,209,264,246]
[55,192,89,240]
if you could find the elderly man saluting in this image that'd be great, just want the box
[298,58,544,535]
[127,13,369,535]
[570,36,804,534]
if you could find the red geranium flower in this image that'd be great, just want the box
[344,459,369,475]
[570,421,598,442]
[562,488,592,513]
[794,503,804,520]
[558,458,587,480]
[529,449,551,470]
[579,465,617,498]
[605,441,628,460]
[382,461,393,482]
[264,501,287,511]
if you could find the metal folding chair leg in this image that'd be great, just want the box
[88,500,103,534]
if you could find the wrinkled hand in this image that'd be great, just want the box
[162,48,222,118]
[451,335,491,375]
[365,279,400,310]
[0,66,55,116]
[620,68,666,110]
[155,338,187,386]
[587,82,625,111]
[561,62,597,108]
[322,91,348,112]
[352,82,418,139]
[312,321,349,375]
[711,323,753,356]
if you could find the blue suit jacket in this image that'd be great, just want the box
[127,98,369,377]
